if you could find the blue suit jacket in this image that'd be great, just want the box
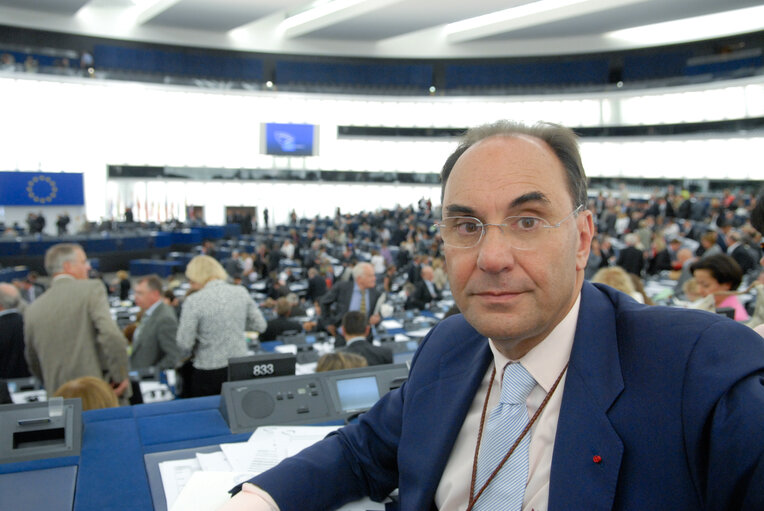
[249,282,764,510]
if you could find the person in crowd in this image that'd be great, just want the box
[305,267,328,305]
[0,283,30,378]
[315,351,367,373]
[404,265,442,310]
[259,297,305,342]
[616,233,644,276]
[646,235,675,275]
[220,120,764,511]
[745,190,764,336]
[697,230,722,258]
[56,213,70,236]
[430,257,448,291]
[24,243,130,404]
[726,230,757,275]
[53,376,118,411]
[339,311,392,367]
[690,253,750,321]
[111,270,131,301]
[318,262,381,341]
[176,255,266,397]
[681,277,703,302]
[591,266,645,303]
[130,275,181,370]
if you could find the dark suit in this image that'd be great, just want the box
[306,275,328,303]
[130,302,181,370]
[319,280,380,332]
[244,282,764,510]
[342,337,392,366]
[0,310,31,378]
[616,246,644,276]
[730,244,756,274]
[260,316,303,342]
[404,279,441,310]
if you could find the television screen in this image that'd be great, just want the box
[263,123,317,156]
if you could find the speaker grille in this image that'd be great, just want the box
[240,390,276,419]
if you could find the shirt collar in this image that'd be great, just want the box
[488,291,581,392]
[144,299,162,317]
[52,274,75,283]
[0,308,19,318]
[345,336,367,345]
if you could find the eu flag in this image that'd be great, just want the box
[0,172,84,206]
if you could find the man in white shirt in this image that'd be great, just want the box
[219,122,764,511]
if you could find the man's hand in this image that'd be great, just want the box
[112,378,129,397]
[369,314,381,326]
[326,324,337,336]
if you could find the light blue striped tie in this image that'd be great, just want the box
[474,363,537,511]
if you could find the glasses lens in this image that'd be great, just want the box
[440,217,482,248]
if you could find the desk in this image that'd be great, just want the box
[0,396,250,511]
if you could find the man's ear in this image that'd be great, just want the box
[575,209,595,272]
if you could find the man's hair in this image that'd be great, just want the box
[0,283,20,309]
[44,243,84,276]
[751,189,764,234]
[440,121,588,208]
[701,231,717,244]
[342,310,368,337]
[185,255,228,286]
[276,296,291,317]
[352,262,373,281]
[690,254,744,290]
[138,274,163,293]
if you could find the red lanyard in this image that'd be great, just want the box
[466,362,569,511]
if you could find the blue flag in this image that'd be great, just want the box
[0,172,84,206]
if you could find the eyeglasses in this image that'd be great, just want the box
[438,204,583,250]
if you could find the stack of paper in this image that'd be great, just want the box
[162,425,388,511]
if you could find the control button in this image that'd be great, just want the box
[276,393,283,400]
[310,390,319,396]
[308,382,316,388]
[297,406,309,414]
[287,392,294,399]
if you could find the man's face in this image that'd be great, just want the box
[64,249,91,280]
[133,281,158,310]
[442,135,592,359]
[357,266,376,290]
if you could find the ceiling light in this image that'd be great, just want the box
[605,5,764,46]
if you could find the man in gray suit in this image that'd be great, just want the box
[24,243,130,402]
[131,274,181,370]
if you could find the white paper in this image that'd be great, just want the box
[393,333,410,342]
[158,457,201,510]
[196,451,233,472]
[404,327,433,337]
[169,471,256,511]
[381,319,403,329]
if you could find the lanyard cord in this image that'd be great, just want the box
[466,361,569,511]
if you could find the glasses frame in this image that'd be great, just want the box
[438,204,584,249]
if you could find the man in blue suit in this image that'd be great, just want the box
[220,121,764,511]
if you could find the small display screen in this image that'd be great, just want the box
[336,376,379,412]
[263,123,316,156]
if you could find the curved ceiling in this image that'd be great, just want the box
[1,0,763,58]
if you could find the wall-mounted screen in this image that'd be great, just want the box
[262,123,318,156]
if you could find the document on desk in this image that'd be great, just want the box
[220,425,340,473]
[169,425,386,511]
[171,471,386,511]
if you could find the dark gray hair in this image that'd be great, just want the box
[440,120,588,208]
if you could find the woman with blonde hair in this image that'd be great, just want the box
[176,255,267,397]
[591,266,645,303]
[316,352,368,372]
[53,376,119,411]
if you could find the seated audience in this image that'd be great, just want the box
[690,254,750,321]
[260,297,305,342]
[339,311,392,367]
[53,376,119,411]
[316,352,367,372]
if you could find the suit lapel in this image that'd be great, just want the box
[404,328,493,509]
[549,282,624,511]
